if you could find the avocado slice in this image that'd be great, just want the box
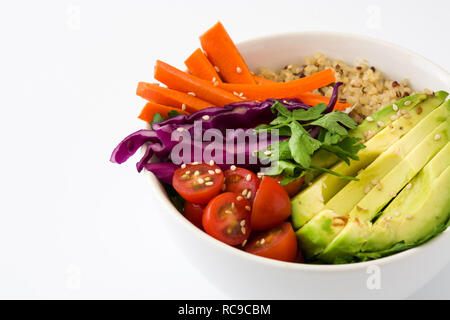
[318,121,450,262]
[362,143,450,253]
[291,93,448,229]
[296,101,450,258]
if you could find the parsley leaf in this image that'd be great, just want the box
[309,111,358,135]
[289,121,321,168]
[292,103,327,121]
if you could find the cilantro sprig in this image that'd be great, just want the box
[256,101,365,184]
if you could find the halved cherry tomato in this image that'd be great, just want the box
[273,175,304,197]
[202,192,252,246]
[224,167,260,203]
[183,201,204,229]
[244,222,297,262]
[251,176,291,230]
[173,163,224,204]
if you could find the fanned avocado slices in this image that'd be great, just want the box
[291,92,448,230]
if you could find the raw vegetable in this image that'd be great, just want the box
[224,168,260,203]
[183,201,205,229]
[137,82,212,113]
[273,175,304,197]
[218,68,335,100]
[154,60,242,107]
[244,222,298,262]
[251,176,291,230]
[138,102,188,123]
[172,163,224,204]
[199,22,256,84]
[202,192,252,245]
[185,48,222,83]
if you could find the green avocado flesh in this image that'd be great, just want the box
[294,96,450,263]
[291,93,448,230]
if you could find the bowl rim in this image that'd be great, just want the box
[150,31,450,272]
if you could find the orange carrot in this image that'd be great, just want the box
[254,75,277,85]
[218,68,335,101]
[199,22,256,84]
[154,60,242,107]
[185,48,222,84]
[138,102,189,123]
[136,82,213,113]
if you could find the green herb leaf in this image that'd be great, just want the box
[289,121,321,168]
[168,110,182,118]
[292,103,327,121]
[309,111,358,136]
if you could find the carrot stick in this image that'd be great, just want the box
[218,68,335,101]
[298,92,351,111]
[138,102,189,123]
[254,75,277,85]
[154,60,242,107]
[185,48,222,84]
[199,22,256,84]
[137,82,213,113]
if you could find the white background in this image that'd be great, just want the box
[0,0,449,299]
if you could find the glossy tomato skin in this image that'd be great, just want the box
[172,163,224,204]
[273,175,304,198]
[224,167,260,203]
[202,192,252,246]
[245,222,297,262]
[183,202,204,229]
[251,176,291,230]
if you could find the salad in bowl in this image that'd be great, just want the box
[111,22,450,267]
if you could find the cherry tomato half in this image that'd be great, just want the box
[202,192,252,246]
[251,176,291,231]
[273,175,304,197]
[224,167,260,203]
[245,222,297,262]
[173,163,224,204]
[183,201,204,229]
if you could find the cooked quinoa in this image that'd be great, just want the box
[257,52,430,122]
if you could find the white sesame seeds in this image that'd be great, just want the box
[209,159,215,166]
[231,202,235,209]
[208,170,215,175]
[263,150,272,156]
[245,205,251,211]
[376,183,383,191]
[213,81,219,87]
[202,115,210,121]
[241,226,246,234]
[181,104,186,111]
[404,100,411,106]
[370,179,379,186]
[366,116,374,122]
[236,195,243,201]
[187,92,196,96]
[406,214,413,219]
[406,183,412,190]
[177,127,185,132]
[260,238,265,245]
[185,170,191,175]
[385,216,392,221]
[364,186,372,194]
[242,189,248,196]
[230,165,236,171]
[212,77,216,83]
[225,210,232,215]
[233,91,240,96]
[204,176,212,182]
[377,121,385,127]
[197,178,205,184]
[246,174,252,181]
[400,109,408,115]
[392,104,399,111]
[241,239,247,247]
[181,164,186,169]
[215,168,221,174]
[236,67,242,74]
[240,220,246,227]
[193,170,200,176]
[205,181,214,186]
[390,115,399,121]
[356,205,367,211]
[191,161,199,165]
[214,66,220,72]
[246,191,252,199]
[434,134,441,141]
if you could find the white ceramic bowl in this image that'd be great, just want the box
[148,32,450,299]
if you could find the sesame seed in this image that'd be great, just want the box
[376,183,383,190]
[246,191,252,199]
[225,210,232,215]
[242,189,248,196]
[377,121,385,127]
[236,195,243,201]
[214,66,220,72]
[406,214,413,219]
[364,186,371,194]
[187,92,196,96]
[400,109,408,115]
[181,164,186,169]
[238,92,244,97]
[240,220,246,227]
[230,165,236,171]
[191,161,199,165]
[193,170,200,176]
[390,115,399,121]
[404,113,411,119]
[390,128,396,133]
[406,183,412,189]
[205,181,213,186]
[434,134,441,141]
[388,122,393,128]
[356,205,367,211]
[181,104,186,110]
[197,178,204,184]
[241,239,247,247]
[231,202,235,209]
[246,174,251,181]
[260,238,265,245]
[241,227,246,234]
[236,67,242,74]
[404,100,411,106]
[370,179,379,186]
[385,216,392,221]
[392,104,399,111]
[213,81,219,87]
[209,159,214,166]
[215,169,221,174]
[202,115,210,121]
[245,205,251,211]
[177,127,185,132]
[204,176,212,182]
[212,77,216,82]
[264,150,272,156]
[395,211,400,217]
[233,91,240,96]
[366,116,374,122]
[208,170,215,175]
